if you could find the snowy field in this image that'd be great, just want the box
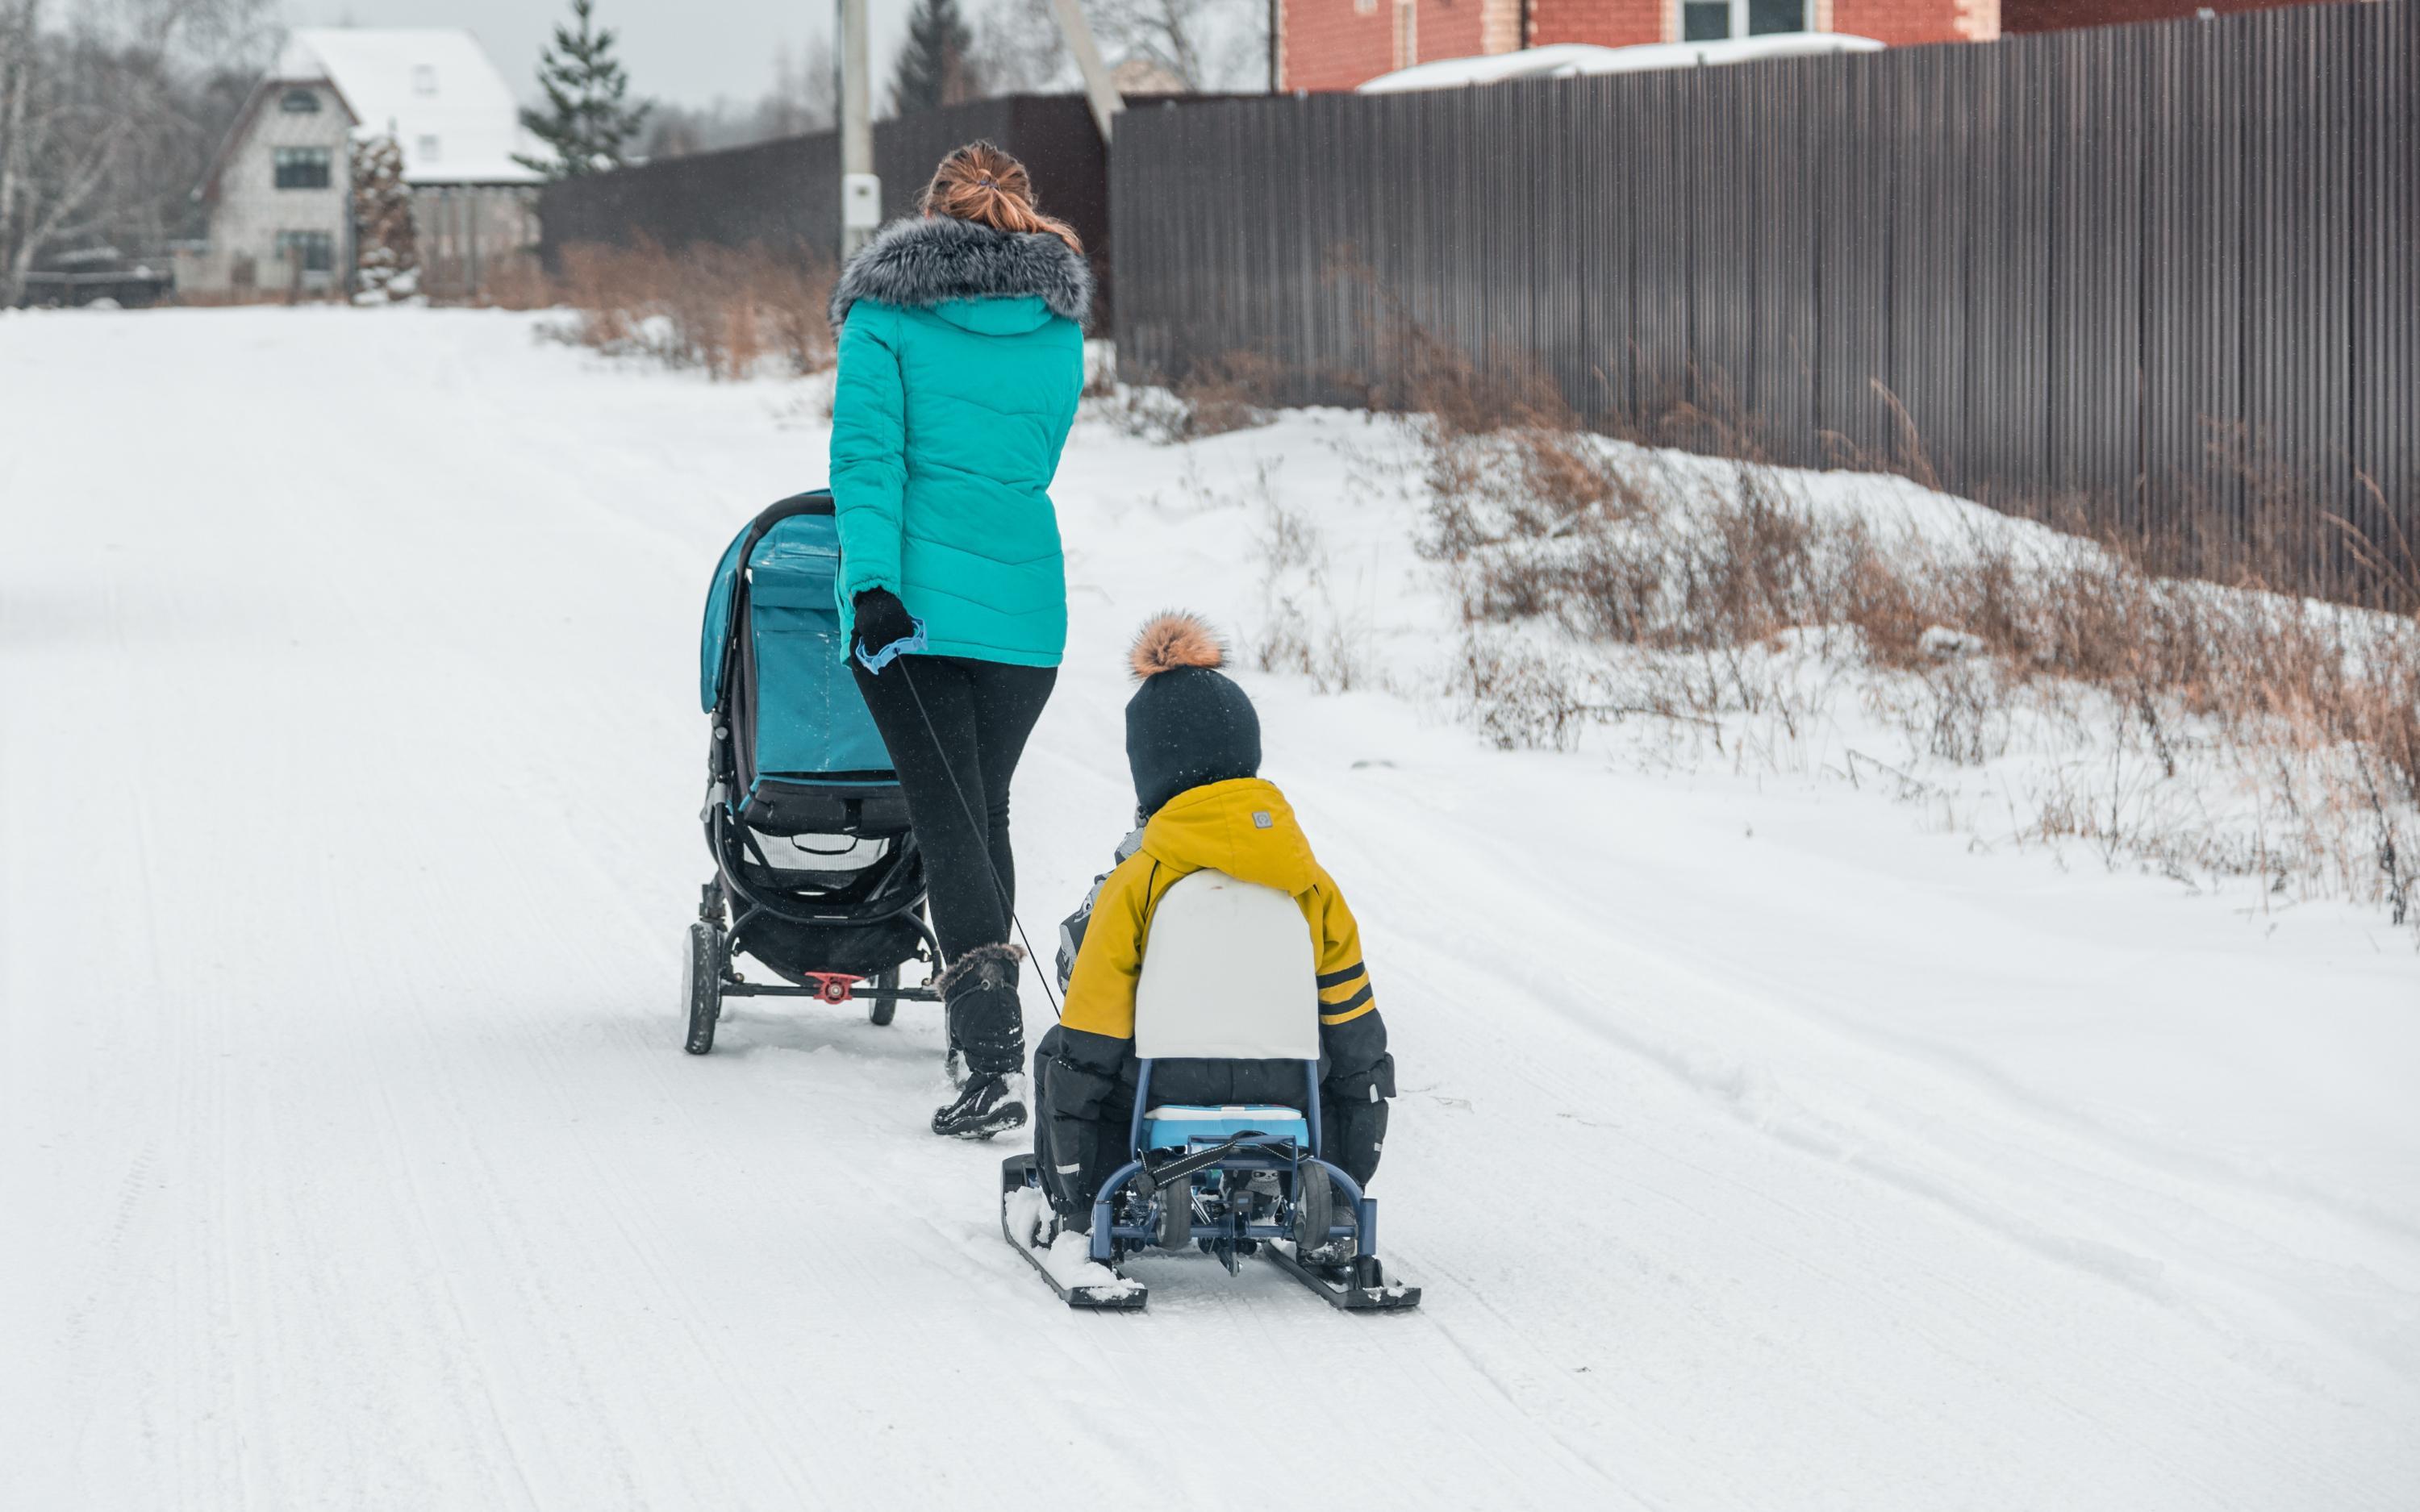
[3,306,2415,1510]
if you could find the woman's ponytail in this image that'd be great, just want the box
[920,140,1083,256]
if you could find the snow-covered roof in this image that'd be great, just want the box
[1355,34,1887,94]
[277,28,543,185]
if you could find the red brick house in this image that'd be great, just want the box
[1277,1,2002,91]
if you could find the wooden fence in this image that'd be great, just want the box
[536,95,1115,314]
[1112,2,2417,601]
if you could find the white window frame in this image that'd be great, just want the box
[416,135,442,163]
[412,65,437,95]
[1392,0,1417,69]
[271,145,332,190]
[1679,0,1812,40]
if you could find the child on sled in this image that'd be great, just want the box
[1033,612,1396,1233]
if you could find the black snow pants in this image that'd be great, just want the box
[850,654,1056,1035]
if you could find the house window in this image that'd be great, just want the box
[279,88,320,114]
[413,65,437,94]
[274,230,335,273]
[1749,0,1809,31]
[1682,0,1809,38]
[272,146,332,190]
[416,135,441,163]
[1392,0,1417,69]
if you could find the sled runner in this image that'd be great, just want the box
[1000,870,1421,1312]
[685,492,942,1052]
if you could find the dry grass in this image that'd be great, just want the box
[461,253,555,312]
[176,286,344,307]
[1250,484,1371,695]
[1102,312,2418,923]
[553,239,837,379]
[1095,351,1291,443]
[1415,410,2420,924]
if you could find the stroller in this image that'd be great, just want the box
[1000,869,1421,1312]
[683,491,941,1053]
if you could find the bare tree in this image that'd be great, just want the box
[638,35,835,160]
[0,0,269,306]
[978,0,1266,94]
[974,0,1070,93]
[2,2,121,306]
[763,35,836,137]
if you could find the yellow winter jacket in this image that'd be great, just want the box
[1059,777,1377,1042]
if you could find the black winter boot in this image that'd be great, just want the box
[931,1071,1028,1140]
[933,943,1028,1139]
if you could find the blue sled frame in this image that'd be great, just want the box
[1003,1060,1421,1313]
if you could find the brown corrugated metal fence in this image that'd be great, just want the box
[536,96,1114,316]
[1113,2,2416,602]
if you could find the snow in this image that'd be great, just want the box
[277,29,542,185]
[2,306,2416,1509]
[1355,34,1886,93]
[1003,1187,1145,1300]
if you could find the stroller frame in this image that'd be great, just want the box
[685,492,945,1052]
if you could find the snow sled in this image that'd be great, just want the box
[686,491,941,1052]
[1001,870,1420,1313]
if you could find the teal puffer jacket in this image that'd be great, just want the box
[827,214,1091,668]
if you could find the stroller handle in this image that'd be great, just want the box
[736,490,836,573]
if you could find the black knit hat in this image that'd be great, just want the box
[1124,612,1262,817]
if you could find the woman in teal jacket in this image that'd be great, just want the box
[829,141,1090,1138]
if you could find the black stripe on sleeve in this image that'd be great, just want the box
[1321,983,1374,1017]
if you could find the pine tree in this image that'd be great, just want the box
[514,0,651,179]
[890,0,982,116]
[349,133,419,302]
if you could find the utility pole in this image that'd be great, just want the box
[837,0,877,257]
[1049,0,1124,142]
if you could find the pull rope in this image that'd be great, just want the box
[894,658,1063,1017]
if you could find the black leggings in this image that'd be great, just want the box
[851,654,1057,962]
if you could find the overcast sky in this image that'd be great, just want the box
[280,0,922,109]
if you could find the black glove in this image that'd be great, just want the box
[852,588,919,663]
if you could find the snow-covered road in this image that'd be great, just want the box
[4,308,2414,1510]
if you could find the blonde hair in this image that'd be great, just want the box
[920,140,1083,255]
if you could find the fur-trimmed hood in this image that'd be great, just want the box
[829,214,1093,331]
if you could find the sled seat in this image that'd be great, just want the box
[1129,868,1323,1158]
[1133,870,1319,1061]
[1141,1104,1311,1153]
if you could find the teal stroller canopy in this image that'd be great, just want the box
[700,493,893,784]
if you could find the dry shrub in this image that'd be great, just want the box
[1248,479,1371,694]
[554,238,836,379]
[1417,414,2420,923]
[177,285,341,308]
[1381,323,1574,438]
[467,253,555,311]
[1099,350,1288,443]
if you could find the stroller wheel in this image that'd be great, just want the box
[682,921,722,1055]
[867,967,899,1027]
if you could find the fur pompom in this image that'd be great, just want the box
[1129,612,1225,681]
